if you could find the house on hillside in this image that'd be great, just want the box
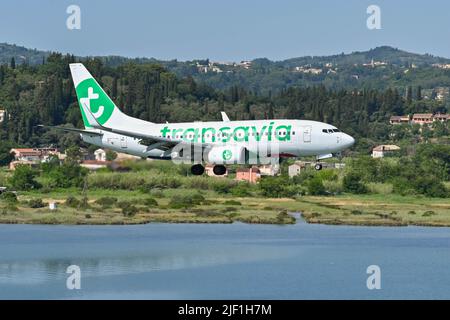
[9,148,61,170]
[372,145,400,158]
[433,113,450,122]
[389,115,410,125]
[412,113,433,125]
[235,167,261,184]
[0,109,5,123]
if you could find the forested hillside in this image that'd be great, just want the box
[3,43,450,94]
[0,49,449,155]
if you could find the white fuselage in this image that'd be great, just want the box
[80,119,355,161]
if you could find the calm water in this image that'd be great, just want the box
[0,221,449,299]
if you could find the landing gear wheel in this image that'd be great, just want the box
[314,163,323,171]
[213,165,227,176]
[191,164,205,175]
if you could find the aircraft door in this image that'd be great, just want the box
[120,136,127,148]
[302,126,312,143]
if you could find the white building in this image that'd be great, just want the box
[0,109,5,123]
[372,145,400,158]
[94,149,107,162]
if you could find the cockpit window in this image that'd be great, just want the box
[333,129,341,132]
[322,129,329,133]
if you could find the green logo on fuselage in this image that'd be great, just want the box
[222,150,232,160]
[160,122,292,143]
[76,78,115,127]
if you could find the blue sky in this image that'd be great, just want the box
[1,0,449,61]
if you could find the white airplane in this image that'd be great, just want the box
[52,63,355,175]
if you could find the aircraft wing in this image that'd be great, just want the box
[37,125,103,136]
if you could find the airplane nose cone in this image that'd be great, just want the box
[343,134,355,147]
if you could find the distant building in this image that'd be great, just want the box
[258,164,280,176]
[94,149,107,162]
[294,66,322,74]
[372,145,400,158]
[0,109,5,123]
[288,161,344,178]
[235,167,261,184]
[433,113,450,122]
[9,148,61,170]
[412,113,433,125]
[389,115,410,125]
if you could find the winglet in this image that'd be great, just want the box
[221,111,230,122]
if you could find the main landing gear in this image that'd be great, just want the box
[190,164,227,176]
[314,163,323,171]
[191,164,205,175]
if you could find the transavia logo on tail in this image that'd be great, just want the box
[76,78,114,126]
[222,149,232,161]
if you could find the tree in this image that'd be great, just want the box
[0,141,14,166]
[106,150,118,161]
[65,145,82,163]
[308,178,326,195]
[10,57,15,69]
[8,165,41,191]
[343,173,367,194]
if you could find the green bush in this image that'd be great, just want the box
[122,204,139,217]
[28,198,46,208]
[191,193,205,205]
[230,183,252,197]
[117,200,132,209]
[224,200,242,206]
[0,191,18,204]
[168,195,195,209]
[46,162,88,188]
[308,178,326,196]
[343,173,368,194]
[139,198,158,207]
[95,197,118,208]
[259,176,290,198]
[8,165,41,191]
[65,196,80,208]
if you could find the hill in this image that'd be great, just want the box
[2,43,450,93]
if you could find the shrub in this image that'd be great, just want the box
[149,189,164,198]
[28,198,46,208]
[422,211,436,217]
[85,214,92,219]
[8,165,41,191]
[0,191,18,204]
[122,204,138,217]
[140,198,158,207]
[168,195,194,209]
[323,180,343,195]
[230,183,252,197]
[65,196,80,208]
[191,193,205,205]
[95,197,118,208]
[343,173,368,194]
[259,176,290,198]
[224,200,241,206]
[47,162,88,188]
[117,201,132,209]
[307,178,326,196]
